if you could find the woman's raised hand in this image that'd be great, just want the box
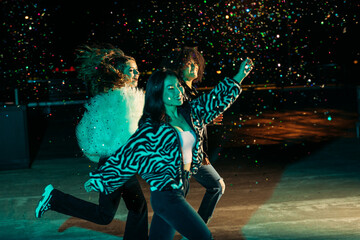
[233,58,254,84]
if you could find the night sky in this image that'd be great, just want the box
[1,0,360,103]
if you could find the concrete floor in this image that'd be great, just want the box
[1,103,359,239]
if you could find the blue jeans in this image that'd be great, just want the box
[149,172,213,240]
[193,164,223,224]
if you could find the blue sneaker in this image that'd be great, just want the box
[35,184,54,218]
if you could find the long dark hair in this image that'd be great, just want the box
[160,47,205,85]
[138,69,179,127]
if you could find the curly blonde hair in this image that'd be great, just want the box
[76,43,135,96]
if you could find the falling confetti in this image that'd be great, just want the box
[1,0,359,153]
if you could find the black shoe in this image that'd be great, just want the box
[35,184,54,218]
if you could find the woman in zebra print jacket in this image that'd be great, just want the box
[85,58,254,240]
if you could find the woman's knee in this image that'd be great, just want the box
[218,178,225,195]
[206,178,225,196]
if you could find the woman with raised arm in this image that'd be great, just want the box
[160,47,226,224]
[85,58,254,240]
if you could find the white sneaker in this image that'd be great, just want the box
[35,184,54,218]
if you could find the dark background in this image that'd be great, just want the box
[2,0,360,103]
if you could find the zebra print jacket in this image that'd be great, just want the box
[87,77,242,194]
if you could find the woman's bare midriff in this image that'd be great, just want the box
[183,163,191,172]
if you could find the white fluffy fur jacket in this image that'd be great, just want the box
[76,87,145,162]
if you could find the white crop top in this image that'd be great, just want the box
[177,130,196,165]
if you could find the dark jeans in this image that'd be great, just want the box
[50,175,148,240]
[149,172,213,240]
[193,164,223,224]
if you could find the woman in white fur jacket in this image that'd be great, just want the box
[35,44,148,240]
